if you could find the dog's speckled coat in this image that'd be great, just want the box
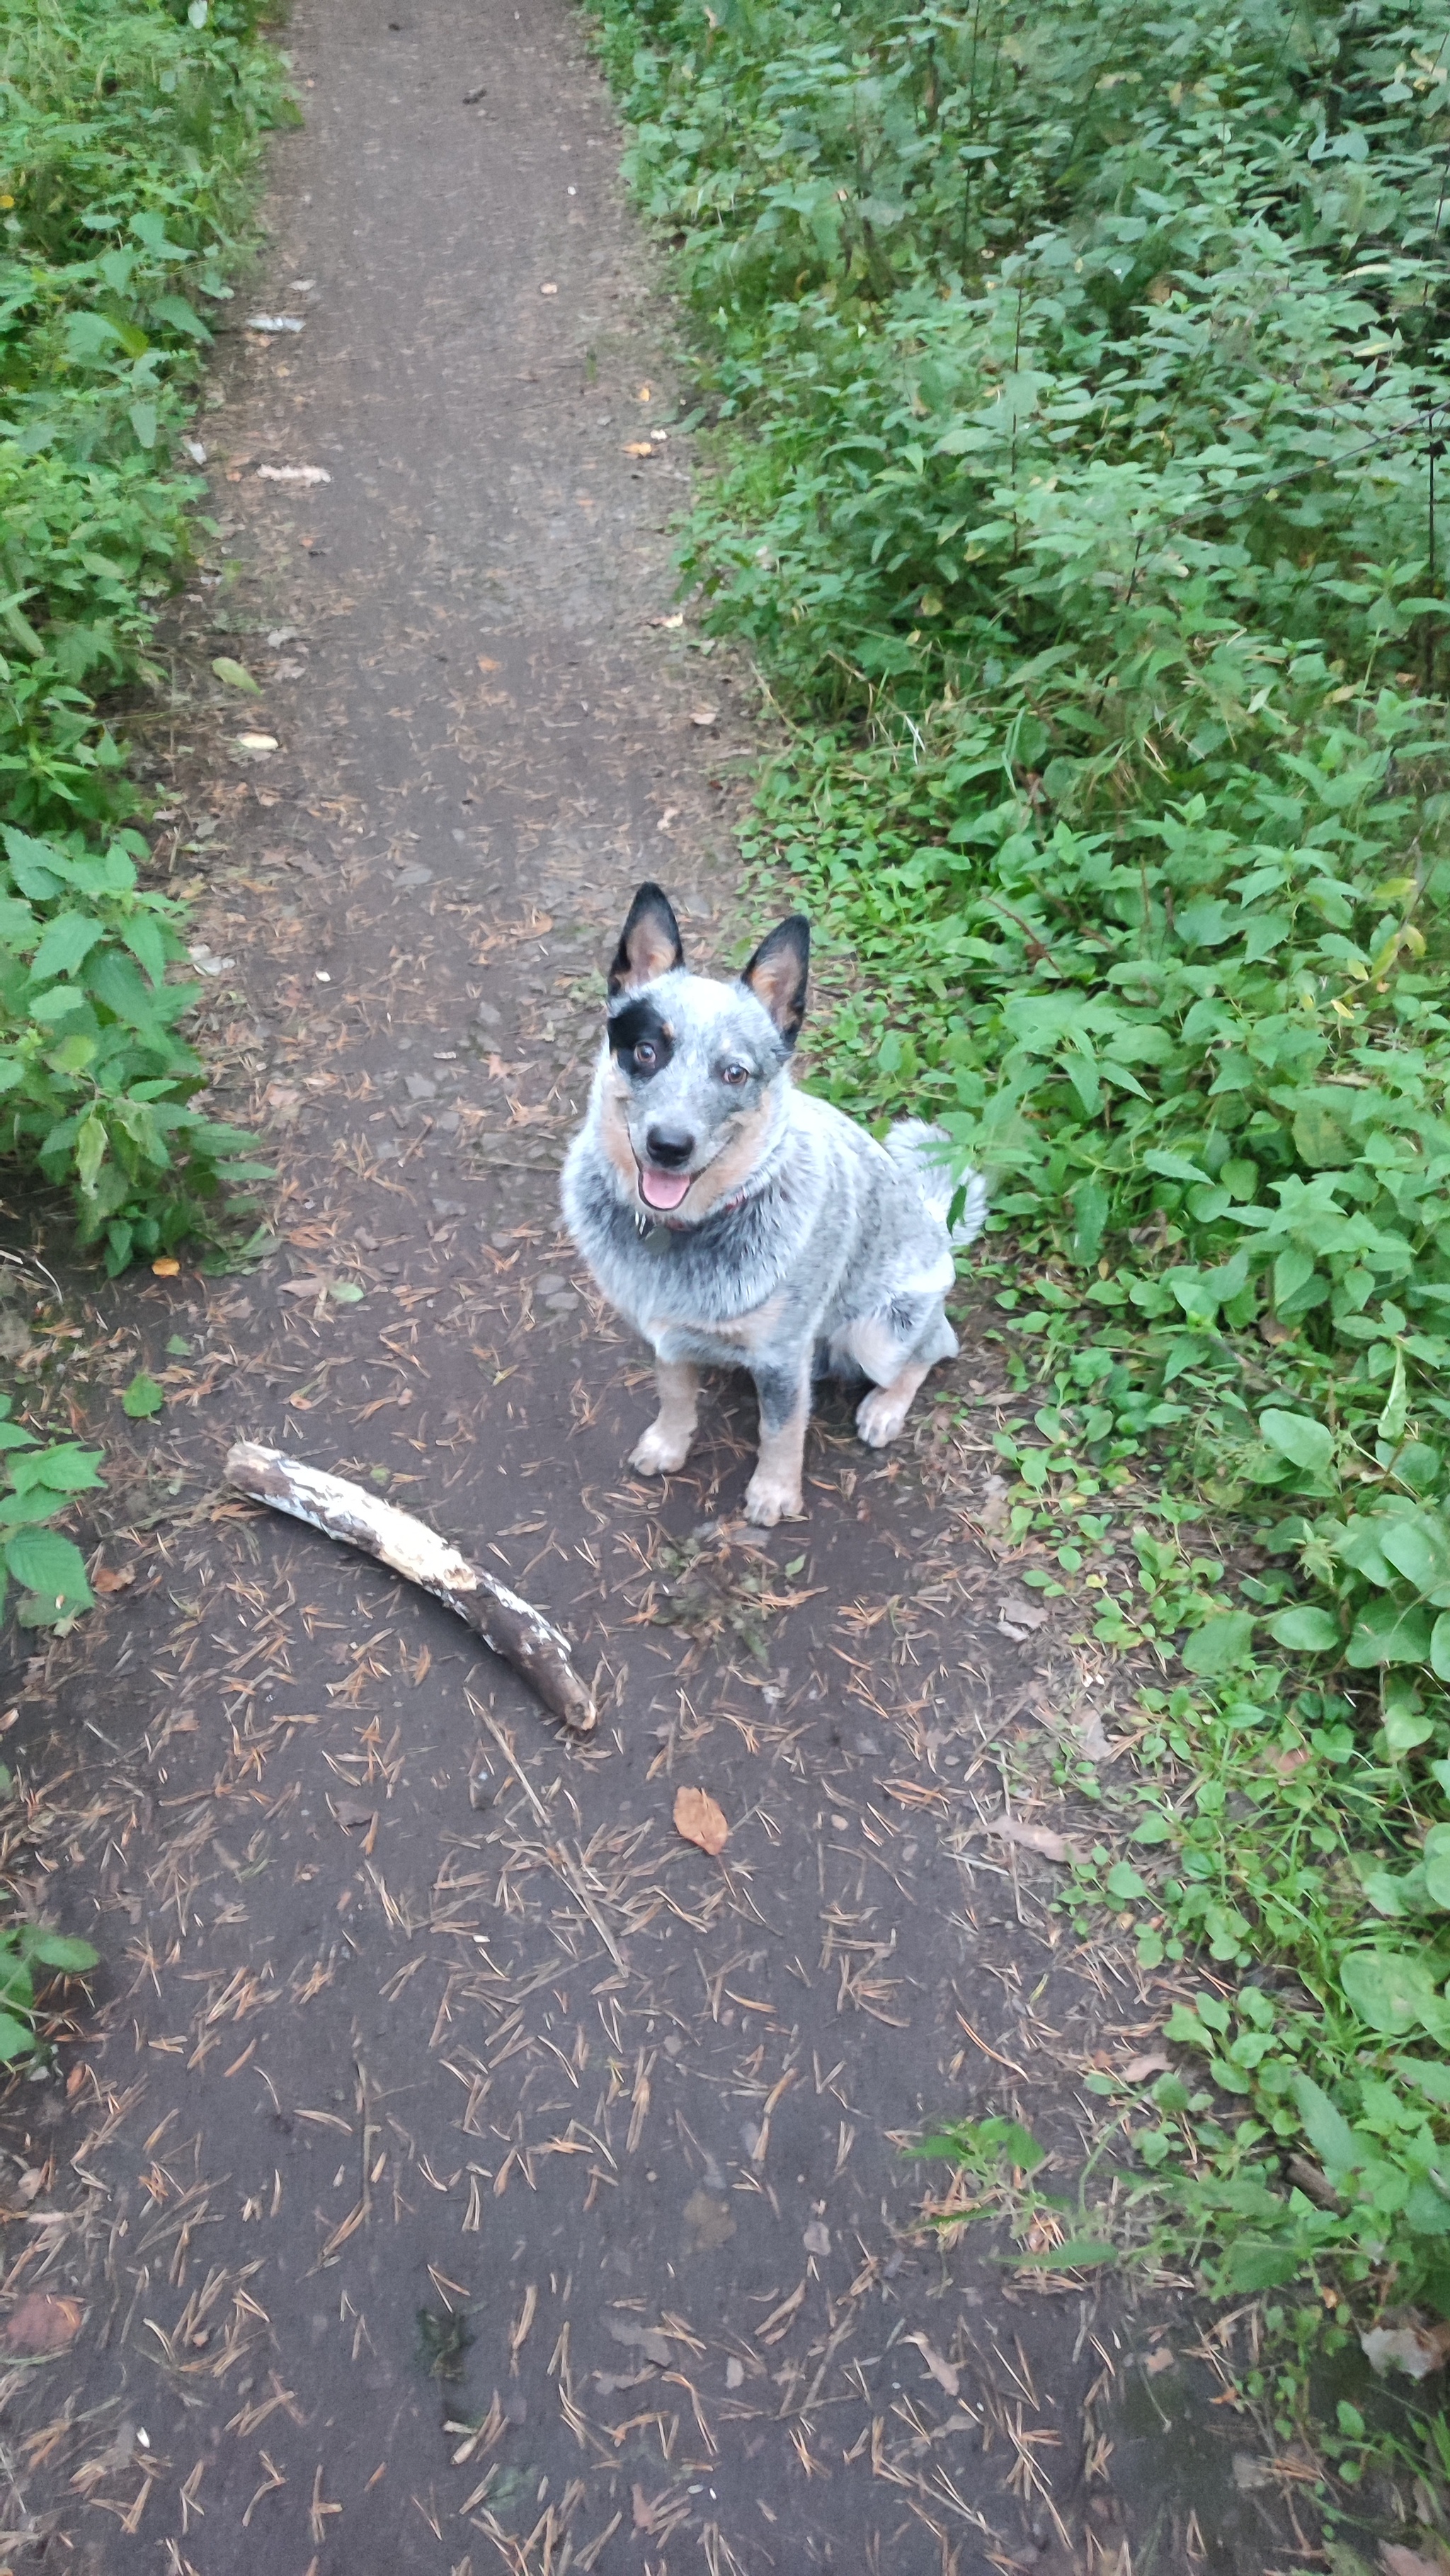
[564,886,987,1522]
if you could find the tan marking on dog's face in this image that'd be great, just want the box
[600,1085,639,1191]
[682,1095,775,1215]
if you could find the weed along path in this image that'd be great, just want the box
[0,6,1290,2572]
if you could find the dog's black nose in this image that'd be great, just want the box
[645,1125,695,1168]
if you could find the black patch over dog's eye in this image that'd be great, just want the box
[720,1061,750,1088]
[609,995,673,1075]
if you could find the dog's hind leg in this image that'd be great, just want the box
[850,1301,958,1448]
[631,1361,701,1476]
[744,1352,811,1527]
[855,1355,936,1448]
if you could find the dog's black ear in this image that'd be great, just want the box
[608,883,685,996]
[739,914,810,1046]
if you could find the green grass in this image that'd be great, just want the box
[594,0,1450,2482]
[0,0,290,1264]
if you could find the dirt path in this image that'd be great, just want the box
[0,6,1289,2572]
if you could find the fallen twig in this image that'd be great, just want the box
[224,1442,596,1733]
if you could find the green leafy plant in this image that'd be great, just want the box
[0,1391,99,1625]
[596,0,1450,2410]
[0,821,267,1267]
[0,1920,99,2065]
[0,0,290,1255]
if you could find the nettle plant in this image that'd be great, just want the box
[0,1392,100,1628]
[0,823,266,1267]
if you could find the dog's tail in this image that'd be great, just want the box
[885,1119,989,1248]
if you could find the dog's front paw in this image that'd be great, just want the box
[856,1386,911,1448]
[630,1422,693,1476]
[743,1470,804,1527]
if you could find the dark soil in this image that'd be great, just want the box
[0,4,1308,2569]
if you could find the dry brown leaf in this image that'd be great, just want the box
[1382,2546,1450,2576]
[93,1566,135,1595]
[904,2333,959,2397]
[674,1785,728,1856]
[689,705,719,727]
[1121,2050,1171,2084]
[964,1815,1079,1864]
[329,1796,376,1832]
[632,2484,656,2532]
[1143,2346,1176,2376]
[755,2279,806,2345]
[622,442,654,459]
[1,2293,82,2356]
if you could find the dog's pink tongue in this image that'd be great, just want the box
[641,1166,692,1212]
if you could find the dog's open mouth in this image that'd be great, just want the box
[638,1163,693,1214]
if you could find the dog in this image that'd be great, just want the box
[561,884,988,1526]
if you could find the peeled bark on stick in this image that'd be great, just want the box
[224,1442,596,1734]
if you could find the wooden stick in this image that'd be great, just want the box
[224,1442,596,1734]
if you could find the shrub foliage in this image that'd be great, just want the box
[597,0,1450,2348]
[0,0,287,1260]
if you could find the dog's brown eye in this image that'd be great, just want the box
[633,1042,657,1071]
[721,1062,749,1087]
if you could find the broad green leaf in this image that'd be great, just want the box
[1346,1602,1433,1668]
[1268,1606,1340,1653]
[1341,1948,1449,2038]
[1293,1104,1354,1168]
[1163,2005,1209,2048]
[212,656,261,694]
[1424,1825,1450,1910]
[8,1444,102,1494]
[152,292,209,339]
[75,1112,107,1194]
[1104,1861,1148,1901]
[971,2118,1045,2173]
[1260,1410,1335,1477]
[1180,1612,1255,1676]
[29,915,104,984]
[1396,2058,1450,2107]
[1385,1701,1437,1755]
[1379,1513,1450,1595]
[4,1529,92,1609]
[2,827,67,900]
[122,918,169,987]
[1432,1613,1450,1685]
[1291,2073,1361,2179]
[24,1933,98,1973]
[0,1959,32,2010]
[122,1372,165,1420]
[1070,1178,1108,1264]
[1223,2239,1301,2293]
[0,2013,34,2065]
